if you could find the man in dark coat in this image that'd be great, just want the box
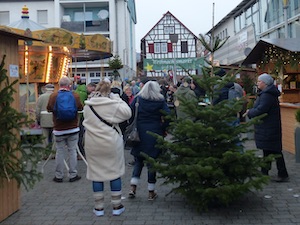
[244,73,289,182]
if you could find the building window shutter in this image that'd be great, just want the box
[0,11,9,25]
[181,41,188,53]
[148,43,154,53]
[167,43,173,52]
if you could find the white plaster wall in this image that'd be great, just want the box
[0,2,55,28]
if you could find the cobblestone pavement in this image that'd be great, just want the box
[1,140,300,225]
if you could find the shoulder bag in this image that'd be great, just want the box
[124,97,140,147]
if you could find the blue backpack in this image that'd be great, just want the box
[54,90,77,121]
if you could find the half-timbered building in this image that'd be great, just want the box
[140,11,203,80]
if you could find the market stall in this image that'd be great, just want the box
[0,28,43,223]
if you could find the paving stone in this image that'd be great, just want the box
[1,140,300,225]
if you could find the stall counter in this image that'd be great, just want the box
[280,103,300,154]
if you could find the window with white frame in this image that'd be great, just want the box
[154,43,161,53]
[0,11,9,25]
[37,10,48,24]
[153,42,168,53]
[161,43,168,53]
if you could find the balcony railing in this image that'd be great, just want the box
[61,19,109,33]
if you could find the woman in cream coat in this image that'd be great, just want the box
[83,78,132,217]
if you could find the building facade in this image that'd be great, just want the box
[140,11,204,81]
[0,0,137,83]
[204,0,300,66]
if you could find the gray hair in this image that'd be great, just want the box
[59,76,71,87]
[136,81,164,101]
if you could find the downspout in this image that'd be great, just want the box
[115,0,119,55]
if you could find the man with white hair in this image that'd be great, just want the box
[47,76,83,183]
[130,80,140,95]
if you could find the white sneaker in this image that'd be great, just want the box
[112,205,125,216]
[93,208,104,217]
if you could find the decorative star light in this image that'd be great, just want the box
[145,63,153,71]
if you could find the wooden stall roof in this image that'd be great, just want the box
[242,38,300,65]
[0,28,42,42]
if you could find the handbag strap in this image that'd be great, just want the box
[133,97,139,122]
[89,105,119,134]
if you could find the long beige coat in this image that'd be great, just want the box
[36,90,54,128]
[83,93,132,181]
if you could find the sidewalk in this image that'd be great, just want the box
[1,140,300,225]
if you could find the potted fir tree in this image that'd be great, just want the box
[108,55,123,80]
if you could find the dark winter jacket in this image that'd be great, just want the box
[130,97,170,158]
[248,85,282,152]
[213,82,234,105]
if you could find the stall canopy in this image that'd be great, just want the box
[242,38,300,65]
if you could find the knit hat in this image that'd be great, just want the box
[183,77,192,84]
[258,73,274,86]
[45,83,54,91]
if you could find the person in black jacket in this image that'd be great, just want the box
[128,81,170,200]
[244,73,289,182]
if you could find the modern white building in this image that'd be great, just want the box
[0,0,137,83]
[204,0,300,66]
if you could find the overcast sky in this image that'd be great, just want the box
[135,0,242,52]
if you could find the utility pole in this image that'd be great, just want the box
[169,34,178,85]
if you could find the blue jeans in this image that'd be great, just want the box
[93,178,122,192]
[132,156,156,184]
[54,132,79,179]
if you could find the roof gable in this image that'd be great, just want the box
[141,11,198,41]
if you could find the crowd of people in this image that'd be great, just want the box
[35,72,289,217]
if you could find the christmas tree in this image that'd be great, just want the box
[149,35,271,210]
[0,55,50,190]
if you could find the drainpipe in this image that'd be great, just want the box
[283,0,289,38]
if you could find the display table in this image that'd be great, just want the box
[20,128,42,136]
[280,103,300,154]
